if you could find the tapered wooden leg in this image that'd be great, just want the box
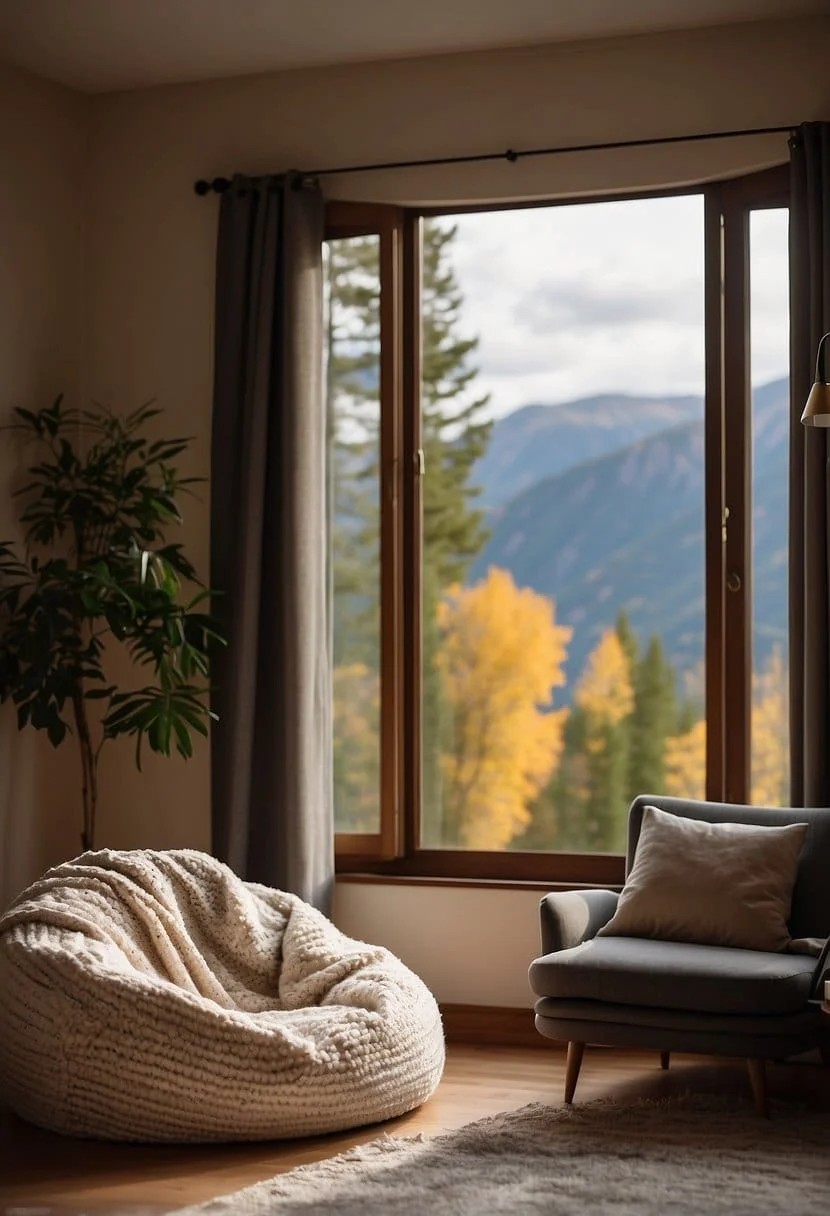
[746,1057,769,1118]
[564,1041,585,1105]
[660,1051,670,1071]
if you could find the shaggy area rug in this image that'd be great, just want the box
[174,1095,830,1215]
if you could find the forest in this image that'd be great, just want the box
[326,221,789,854]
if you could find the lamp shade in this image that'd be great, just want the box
[801,332,830,427]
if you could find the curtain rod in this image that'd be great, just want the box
[193,123,796,195]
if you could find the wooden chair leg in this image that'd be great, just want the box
[746,1057,769,1118]
[660,1051,670,1071]
[564,1041,585,1105]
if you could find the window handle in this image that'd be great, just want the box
[415,449,426,476]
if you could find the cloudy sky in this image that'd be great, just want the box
[435,196,789,421]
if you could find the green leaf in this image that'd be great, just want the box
[85,685,117,701]
[47,717,68,747]
[172,716,194,758]
[2,398,225,777]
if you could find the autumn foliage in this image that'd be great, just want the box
[435,568,571,849]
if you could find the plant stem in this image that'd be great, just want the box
[72,689,97,851]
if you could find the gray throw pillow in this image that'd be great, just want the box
[598,805,807,952]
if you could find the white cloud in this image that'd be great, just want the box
[431,195,789,420]
[750,209,790,388]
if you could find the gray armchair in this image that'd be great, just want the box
[529,795,830,1116]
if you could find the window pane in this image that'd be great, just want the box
[419,199,707,853]
[750,210,789,805]
[324,235,382,833]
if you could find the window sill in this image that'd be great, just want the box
[335,872,622,893]
[335,848,625,887]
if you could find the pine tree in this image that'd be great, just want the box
[417,220,493,844]
[616,609,639,672]
[519,705,590,851]
[522,629,635,853]
[521,615,688,852]
[326,236,382,670]
[326,224,492,618]
[627,634,677,798]
[575,629,634,852]
[421,220,492,585]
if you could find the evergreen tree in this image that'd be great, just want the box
[420,219,493,843]
[421,220,492,585]
[520,628,634,854]
[675,695,701,736]
[627,634,677,798]
[326,236,382,670]
[518,705,590,851]
[576,629,634,852]
[616,609,639,672]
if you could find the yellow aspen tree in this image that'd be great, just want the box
[572,628,635,852]
[751,647,789,805]
[664,719,707,800]
[436,567,571,850]
[575,629,635,725]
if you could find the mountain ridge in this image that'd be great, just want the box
[469,377,788,697]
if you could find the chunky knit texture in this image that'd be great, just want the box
[0,849,445,1143]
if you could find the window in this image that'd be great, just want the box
[749,208,789,805]
[326,166,790,882]
[325,232,383,838]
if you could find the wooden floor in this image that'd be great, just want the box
[2,1044,829,1214]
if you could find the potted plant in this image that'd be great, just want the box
[0,398,223,851]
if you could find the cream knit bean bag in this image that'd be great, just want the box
[0,849,445,1142]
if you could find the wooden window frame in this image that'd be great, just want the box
[706,165,790,805]
[327,203,405,862]
[330,166,790,883]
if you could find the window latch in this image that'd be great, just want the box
[415,449,426,477]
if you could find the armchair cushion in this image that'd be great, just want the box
[598,806,807,952]
[528,936,818,1016]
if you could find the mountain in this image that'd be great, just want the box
[469,378,789,696]
[475,392,703,507]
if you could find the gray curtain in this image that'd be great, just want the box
[210,174,333,909]
[789,123,830,807]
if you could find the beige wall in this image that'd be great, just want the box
[333,882,544,1007]
[4,17,830,996]
[0,66,90,908]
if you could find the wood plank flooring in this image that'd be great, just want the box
[2,1044,828,1214]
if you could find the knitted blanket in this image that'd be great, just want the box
[0,849,445,1142]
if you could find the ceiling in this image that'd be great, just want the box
[0,0,825,93]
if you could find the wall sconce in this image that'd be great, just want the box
[801,332,830,427]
